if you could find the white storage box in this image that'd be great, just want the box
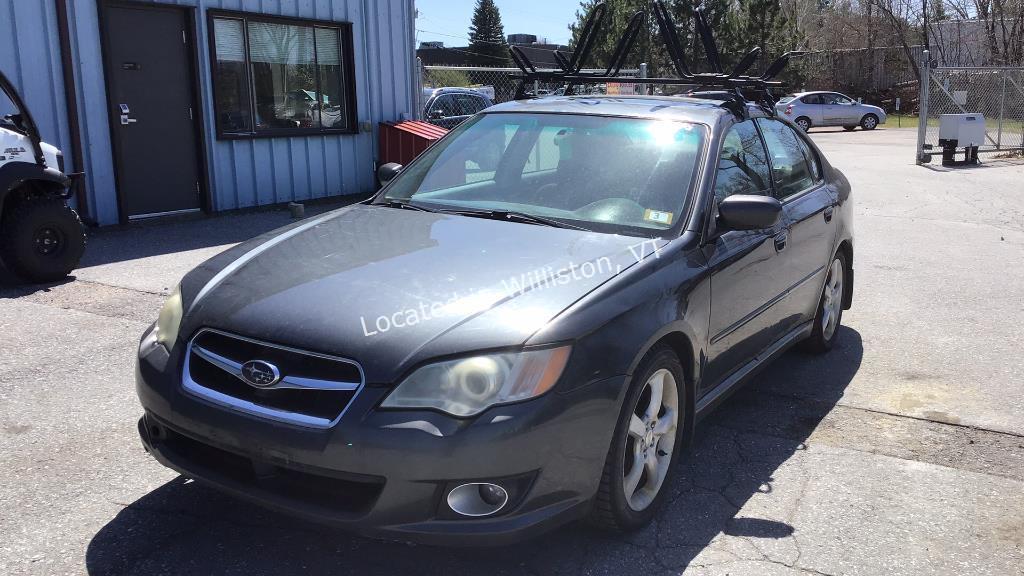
[938,114,986,147]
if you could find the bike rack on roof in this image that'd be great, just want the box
[510,1,805,117]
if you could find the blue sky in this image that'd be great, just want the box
[415,0,580,47]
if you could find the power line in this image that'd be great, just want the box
[416,28,509,47]
[416,39,514,62]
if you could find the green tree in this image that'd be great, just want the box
[568,0,801,77]
[468,0,510,66]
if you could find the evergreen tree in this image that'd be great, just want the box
[568,0,801,76]
[468,0,510,66]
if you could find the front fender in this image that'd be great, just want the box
[0,161,71,221]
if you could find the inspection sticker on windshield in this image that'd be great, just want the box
[643,209,673,225]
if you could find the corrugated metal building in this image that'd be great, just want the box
[0,0,416,225]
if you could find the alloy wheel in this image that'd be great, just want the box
[821,258,844,341]
[622,368,679,512]
[863,116,877,129]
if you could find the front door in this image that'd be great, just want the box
[756,118,838,326]
[703,119,792,390]
[822,93,856,126]
[102,3,202,219]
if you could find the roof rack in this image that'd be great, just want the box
[509,1,805,117]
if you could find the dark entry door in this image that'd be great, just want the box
[102,4,201,218]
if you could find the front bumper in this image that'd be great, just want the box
[135,329,625,546]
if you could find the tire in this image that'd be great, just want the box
[589,344,686,531]
[843,126,857,131]
[803,250,847,353]
[860,114,879,130]
[0,196,86,283]
[795,117,811,132]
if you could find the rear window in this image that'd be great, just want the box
[778,95,797,104]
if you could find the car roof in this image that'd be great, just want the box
[790,91,844,96]
[484,95,737,125]
[426,87,489,97]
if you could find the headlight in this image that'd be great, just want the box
[155,285,184,349]
[381,346,572,417]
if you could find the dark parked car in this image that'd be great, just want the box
[422,87,493,129]
[136,94,853,545]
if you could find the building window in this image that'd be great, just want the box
[209,11,356,138]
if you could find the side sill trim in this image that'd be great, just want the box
[696,321,813,417]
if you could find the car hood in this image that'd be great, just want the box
[181,204,664,383]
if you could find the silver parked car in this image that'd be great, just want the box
[776,91,886,132]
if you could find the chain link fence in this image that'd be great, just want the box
[916,50,1024,162]
[418,64,640,123]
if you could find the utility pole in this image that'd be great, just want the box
[921,0,930,52]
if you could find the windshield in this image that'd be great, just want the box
[379,113,706,237]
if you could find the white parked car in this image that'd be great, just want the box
[776,91,886,132]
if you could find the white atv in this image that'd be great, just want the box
[1,69,85,282]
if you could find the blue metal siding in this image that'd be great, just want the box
[0,0,73,180]
[2,0,415,225]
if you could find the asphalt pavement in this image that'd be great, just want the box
[1,127,1022,575]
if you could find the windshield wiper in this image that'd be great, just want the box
[379,199,440,212]
[442,208,589,231]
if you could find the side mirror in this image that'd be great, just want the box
[377,162,403,185]
[717,195,782,231]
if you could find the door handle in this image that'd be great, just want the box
[774,231,788,252]
[823,206,834,222]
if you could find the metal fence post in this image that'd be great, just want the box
[415,57,424,121]
[997,70,1006,150]
[915,50,930,164]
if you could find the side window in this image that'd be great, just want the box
[713,120,773,203]
[755,118,818,199]
[822,93,851,105]
[428,94,456,118]
[795,135,822,182]
[455,94,487,114]
[801,94,822,105]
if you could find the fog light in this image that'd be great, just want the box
[446,482,509,517]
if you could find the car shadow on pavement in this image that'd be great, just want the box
[85,327,863,576]
[0,197,369,291]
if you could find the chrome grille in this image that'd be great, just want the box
[183,329,364,429]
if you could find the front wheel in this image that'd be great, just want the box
[0,197,86,283]
[803,252,847,353]
[589,345,685,531]
[861,114,879,130]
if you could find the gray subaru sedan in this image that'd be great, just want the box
[136,94,854,545]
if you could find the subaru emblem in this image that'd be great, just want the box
[240,360,280,388]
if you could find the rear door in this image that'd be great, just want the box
[101,3,203,219]
[703,119,792,391]
[755,118,837,330]
[799,94,824,125]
